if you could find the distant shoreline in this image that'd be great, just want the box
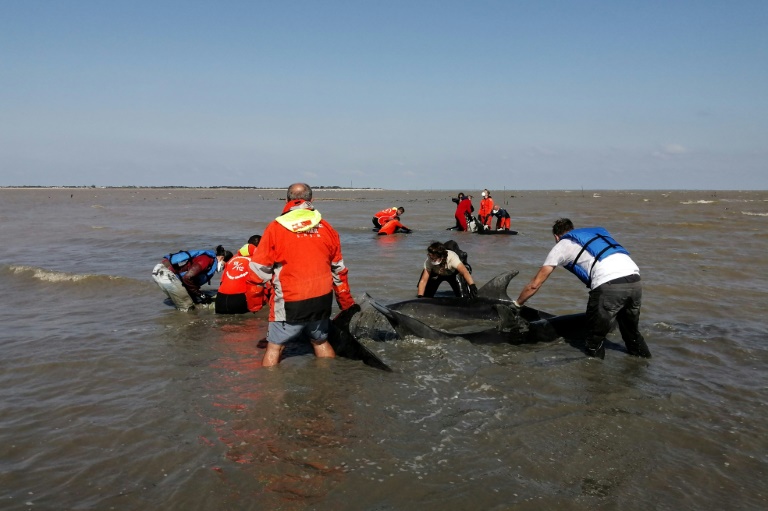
[0,185,384,191]
[1,186,763,193]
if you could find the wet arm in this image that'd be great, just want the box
[181,262,204,299]
[416,269,430,296]
[516,265,555,306]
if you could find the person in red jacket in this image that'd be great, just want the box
[249,183,356,367]
[452,193,474,231]
[372,206,405,229]
[377,216,411,235]
[478,189,495,230]
[215,234,265,314]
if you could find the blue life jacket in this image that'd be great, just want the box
[165,249,218,285]
[561,228,629,287]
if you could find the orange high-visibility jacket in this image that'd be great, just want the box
[249,201,354,322]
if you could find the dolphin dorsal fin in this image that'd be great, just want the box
[477,271,519,301]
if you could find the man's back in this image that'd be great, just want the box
[253,217,343,322]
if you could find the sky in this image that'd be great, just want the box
[1,0,766,190]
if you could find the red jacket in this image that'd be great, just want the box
[218,254,250,295]
[374,207,399,225]
[454,198,474,230]
[249,200,354,322]
[162,253,216,299]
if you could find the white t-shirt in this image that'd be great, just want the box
[543,239,639,289]
[424,250,462,276]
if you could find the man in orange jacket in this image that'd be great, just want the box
[377,216,411,235]
[249,183,356,367]
[372,206,405,229]
[478,189,495,230]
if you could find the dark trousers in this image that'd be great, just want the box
[585,278,646,354]
[423,273,465,298]
[214,293,249,314]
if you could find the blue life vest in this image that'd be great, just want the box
[561,228,629,287]
[165,249,218,285]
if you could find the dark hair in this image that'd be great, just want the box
[247,234,262,246]
[287,183,313,201]
[427,241,446,256]
[223,250,234,262]
[397,207,405,215]
[427,242,448,271]
[215,244,226,257]
[552,218,574,236]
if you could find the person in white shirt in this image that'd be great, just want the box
[417,241,477,299]
[514,218,650,359]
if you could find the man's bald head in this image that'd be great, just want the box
[287,183,313,201]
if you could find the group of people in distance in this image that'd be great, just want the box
[452,189,511,232]
[153,183,650,365]
[372,189,512,235]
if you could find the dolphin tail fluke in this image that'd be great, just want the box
[368,298,456,341]
[330,304,393,372]
[477,271,519,301]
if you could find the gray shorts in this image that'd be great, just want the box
[267,319,330,346]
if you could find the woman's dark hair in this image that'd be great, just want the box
[427,241,448,271]
[215,244,226,257]
[427,241,447,256]
[223,251,233,262]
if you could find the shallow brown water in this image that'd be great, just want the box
[0,187,766,510]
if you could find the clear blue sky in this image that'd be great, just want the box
[1,0,766,189]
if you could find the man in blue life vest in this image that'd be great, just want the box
[513,218,651,359]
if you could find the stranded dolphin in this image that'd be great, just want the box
[328,304,393,371]
[365,271,587,345]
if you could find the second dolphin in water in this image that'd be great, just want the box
[365,271,588,345]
